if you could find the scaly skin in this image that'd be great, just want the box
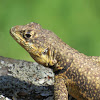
[10,22,100,100]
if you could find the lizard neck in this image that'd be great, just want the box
[52,42,82,75]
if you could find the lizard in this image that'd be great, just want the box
[10,22,100,100]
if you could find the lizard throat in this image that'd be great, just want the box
[49,58,73,75]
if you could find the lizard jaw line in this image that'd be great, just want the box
[10,29,40,56]
[10,30,26,44]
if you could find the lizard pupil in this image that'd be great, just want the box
[25,34,31,38]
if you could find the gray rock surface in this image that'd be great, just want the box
[0,56,75,100]
[0,56,54,100]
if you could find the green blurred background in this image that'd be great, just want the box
[0,0,100,62]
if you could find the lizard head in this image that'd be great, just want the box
[10,22,58,67]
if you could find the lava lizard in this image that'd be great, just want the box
[10,22,100,100]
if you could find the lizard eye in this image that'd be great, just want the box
[24,30,32,39]
[42,48,49,55]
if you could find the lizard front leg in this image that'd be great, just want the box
[54,75,68,100]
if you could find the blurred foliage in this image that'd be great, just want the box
[0,0,100,61]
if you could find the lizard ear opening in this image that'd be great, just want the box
[42,48,49,55]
